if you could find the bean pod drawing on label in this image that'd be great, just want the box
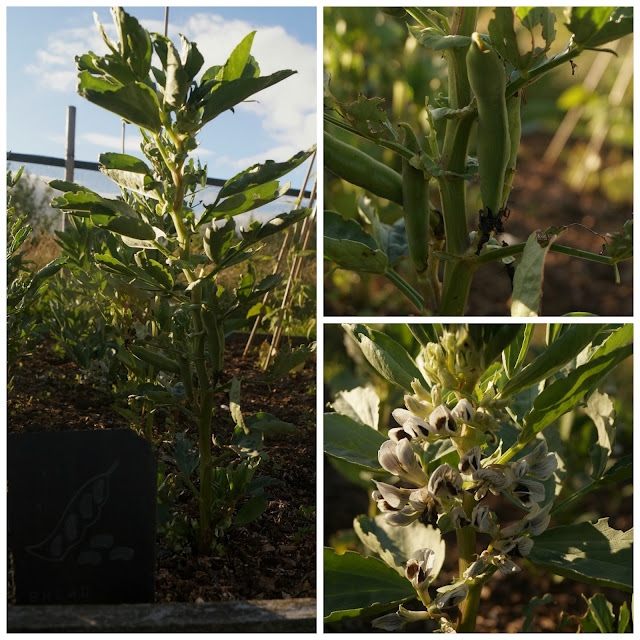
[25,461,119,563]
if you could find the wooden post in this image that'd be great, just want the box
[62,105,76,232]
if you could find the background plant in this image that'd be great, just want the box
[48,7,314,554]
[324,323,632,632]
[324,7,632,316]
[7,168,67,380]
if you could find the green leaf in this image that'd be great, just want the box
[163,38,189,108]
[111,7,152,80]
[94,252,137,278]
[26,257,68,295]
[173,432,199,478]
[565,7,632,48]
[103,216,157,241]
[582,593,615,633]
[498,324,605,399]
[201,181,290,223]
[204,217,236,264]
[136,256,174,291]
[330,386,380,430]
[324,412,386,471]
[617,601,631,633]
[220,32,256,82]
[482,324,526,368]
[201,70,296,125]
[598,455,632,486]
[502,324,535,378]
[265,342,316,382]
[343,324,428,392]
[354,515,445,578]
[245,412,295,437]
[77,72,163,133]
[181,35,204,82]
[216,147,315,202]
[324,235,389,274]
[520,343,632,444]
[489,7,556,71]
[233,495,268,526]
[408,324,439,348]
[340,94,396,140]
[240,208,311,244]
[324,548,415,622]
[528,519,632,592]
[521,594,553,632]
[324,209,378,248]
[586,390,616,480]
[511,229,563,317]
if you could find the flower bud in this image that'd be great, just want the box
[463,550,491,579]
[411,378,433,402]
[430,383,442,407]
[404,394,433,420]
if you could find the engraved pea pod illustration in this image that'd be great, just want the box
[25,461,119,562]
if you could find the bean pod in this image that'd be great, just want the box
[399,122,431,274]
[501,90,522,208]
[129,344,181,375]
[324,130,403,205]
[466,32,510,217]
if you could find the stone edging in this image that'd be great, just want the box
[8,598,317,633]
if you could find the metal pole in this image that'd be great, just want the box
[164,7,169,36]
[62,105,76,232]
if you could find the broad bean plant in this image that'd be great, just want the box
[50,7,314,553]
[324,324,632,632]
[324,7,633,315]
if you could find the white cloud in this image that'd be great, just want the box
[25,9,316,161]
[81,132,143,154]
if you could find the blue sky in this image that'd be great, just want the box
[6,6,317,203]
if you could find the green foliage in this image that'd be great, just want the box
[7,168,67,374]
[45,7,314,555]
[324,7,633,315]
[324,323,632,631]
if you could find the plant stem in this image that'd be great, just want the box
[475,241,620,266]
[197,386,214,554]
[384,267,425,313]
[439,259,476,315]
[551,480,598,516]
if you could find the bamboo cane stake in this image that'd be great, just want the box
[242,151,317,356]
[263,176,317,370]
[543,40,619,167]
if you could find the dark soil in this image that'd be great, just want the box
[8,333,316,604]
[324,132,632,316]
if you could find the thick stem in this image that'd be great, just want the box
[439,260,476,315]
[457,578,483,632]
[197,386,214,554]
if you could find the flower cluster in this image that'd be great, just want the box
[371,346,558,630]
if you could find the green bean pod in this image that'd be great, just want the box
[466,32,510,217]
[501,91,522,208]
[129,344,181,375]
[399,123,431,274]
[324,130,403,205]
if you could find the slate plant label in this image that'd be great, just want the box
[8,429,157,604]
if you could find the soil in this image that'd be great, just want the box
[8,332,316,605]
[324,132,633,316]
